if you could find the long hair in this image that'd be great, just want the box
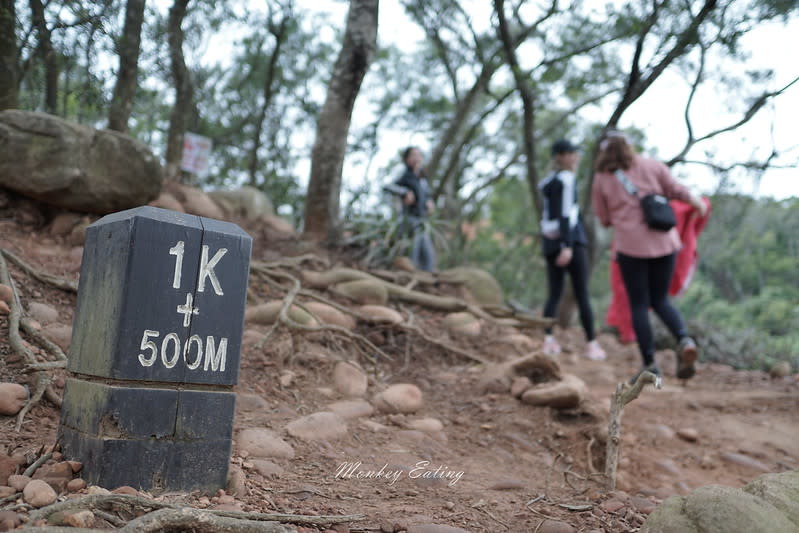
[595,134,635,172]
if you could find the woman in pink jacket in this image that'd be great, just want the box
[591,131,707,383]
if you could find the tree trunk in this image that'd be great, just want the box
[247,14,289,186]
[303,0,378,242]
[108,0,146,133]
[0,0,18,110]
[165,0,194,181]
[494,0,541,216]
[29,0,58,114]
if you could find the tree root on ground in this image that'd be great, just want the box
[0,249,65,430]
[0,248,78,293]
[604,371,662,491]
[25,494,364,532]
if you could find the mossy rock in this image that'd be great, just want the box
[439,267,503,306]
[642,484,798,533]
[743,470,799,527]
[335,279,389,305]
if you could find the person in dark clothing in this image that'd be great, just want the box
[539,139,606,361]
[384,146,436,271]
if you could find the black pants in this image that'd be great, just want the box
[616,252,688,366]
[543,245,595,341]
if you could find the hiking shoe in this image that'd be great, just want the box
[585,340,607,361]
[628,363,661,385]
[543,335,561,356]
[677,337,698,379]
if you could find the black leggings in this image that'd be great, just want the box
[543,245,595,341]
[616,252,688,366]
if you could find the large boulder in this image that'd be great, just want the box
[0,110,162,213]
[439,267,504,306]
[642,476,799,533]
[208,186,274,220]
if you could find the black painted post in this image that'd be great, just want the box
[58,206,252,492]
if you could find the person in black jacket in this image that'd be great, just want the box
[539,139,606,360]
[384,147,436,271]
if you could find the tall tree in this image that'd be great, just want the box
[108,0,146,132]
[303,0,379,241]
[247,4,290,186]
[29,0,58,113]
[0,0,17,110]
[165,0,195,180]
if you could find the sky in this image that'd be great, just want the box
[180,0,799,202]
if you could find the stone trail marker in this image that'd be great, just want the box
[58,206,252,492]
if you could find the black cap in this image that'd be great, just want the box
[552,139,580,154]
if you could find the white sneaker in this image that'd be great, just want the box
[585,340,607,361]
[543,335,561,356]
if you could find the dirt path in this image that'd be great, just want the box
[1,209,797,533]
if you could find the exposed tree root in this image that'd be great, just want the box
[0,249,63,430]
[604,371,662,491]
[26,494,364,531]
[0,248,78,293]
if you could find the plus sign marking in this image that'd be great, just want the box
[177,292,199,327]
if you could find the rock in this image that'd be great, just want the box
[245,300,317,326]
[63,510,95,528]
[630,496,657,515]
[0,284,11,304]
[537,520,576,533]
[393,256,415,272]
[67,478,87,492]
[650,424,676,440]
[22,479,57,507]
[304,301,356,330]
[439,267,504,306]
[408,418,444,434]
[510,376,533,397]
[111,485,138,496]
[148,191,185,212]
[0,383,28,416]
[478,353,562,394]
[360,420,388,432]
[41,323,72,352]
[641,484,797,533]
[407,525,469,533]
[208,186,274,220]
[0,511,21,532]
[327,399,374,420]
[87,485,111,495]
[487,478,525,490]
[720,452,771,472]
[600,499,626,513]
[334,279,389,305]
[251,459,284,479]
[373,384,424,414]
[237,428,295,459]
[286,411,348,442]
[33,461,74,493]
[676,428,699,442]
[769,361,792,379]
[236,393,269,413]
[0,457,17,486]
[0,110,162,213]
[743,470,799,526]
[27,302,58,325]
[333,361,368,398]
[166,182,225,220]
[654,458,681,476]
[0,487,14,498]
[49,212,82,236]
[442,312,481,337]
[521,374,587,409]
[226,465,247,497]
[6,475,30,491]
[279,370,295,387]
[0,301,8,315]
[358,305,403,324]
[501,334,537,352]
